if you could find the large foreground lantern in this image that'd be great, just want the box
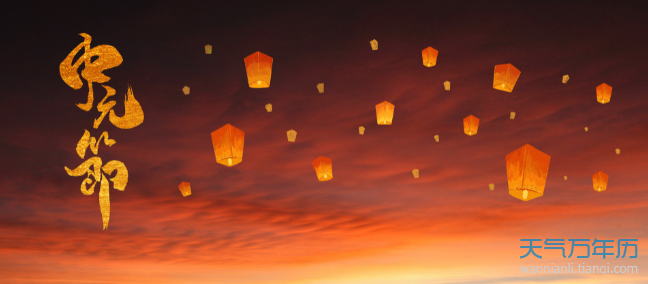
[593,171,609,192]
[244,51,273,88]
[178,182,191,197]
[376,101,395,125]
[422,47,438,67]
[211,124,245,167]
[493,63,521,92]
[463,115,479,136]
[313,156,333,181]
[596,83,612,104]
[505,144,551,201]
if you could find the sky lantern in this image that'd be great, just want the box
[205,45,212,54]
[359,126,365,135]
[584,127,589,132]
[434,135,439,142]
[182,86,190,95]
[562,75,569,84]
[493,63,521,92]
[593,171,609,192]
[596,83,612,104]
[178,182,191,197]
[422,47,438,67]
[313,157,333,181]
[317,83,324,93]
[370,39,378,50]
[489,183,494,191]
[265,104,272,112]
[616,148,620,155]
[564,176,568,181]
[376,101,395,125]
[506,144,551,201]
[444,81,450,91]
[287,129,297,142]
[244,51,273,88]
[463,115,479,136]
[211,124,245,167]
[510,112,516,120]
[412,169,419,178]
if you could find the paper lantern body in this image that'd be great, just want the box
[287,129,297,142]
[444,81,450,91]
[564,176,568,181]
[596,83,612,104]
[211,124,245,167]
[422,47,438,67]
[265,104,272,112]
[376,101,395,125]
[205,45,212,54]
[178,182,191,197]
[489,183,494,191]
[463,115,479,136]
[493,64,521,92]
[244,51,273,88]
[412,169,419,178]
[615,148,620,155]
[505,144,551,201]
[370,39,378,50]
[510,112,516,120]
[317,83,324,93]
[313,157,333,181]
[593,171,609,192]
[359,126,365,135]
[182,86,190,95]
[434,135,439,142]
[584,127,589,132]
[562,75,569,84]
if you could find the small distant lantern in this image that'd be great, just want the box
[376,101,395,125]
[584,127,588,132]
[505,144,551,201]
[313,156,333,181]
[359,126,365,135]
[287,129,297,142]
[422,47,438,67]
[444,81,451,91]
[205,45,212,55]
[244,51,273,88]
[564,176,568,181]
[211,124,245,167]
[596,83,612,104]
[434,135,439,142]
[489,183,494,191]
[463,115,479,136]
[493,63,521,92]
[592,171,609,192]
[265,104,272,112]
[412,169,419,178]
[317,83,324,93]
[510,112,516,120]
[562,75,569,84]
[615,148,620,155]
[370,39,378,50]
[178,182,191,197]
[182,86,190,95]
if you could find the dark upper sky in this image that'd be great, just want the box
[1,1,648,283]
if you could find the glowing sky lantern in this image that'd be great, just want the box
[489,183,494,191]
[317,83,324,93]
[287,129,297,142]
[596,83,612,104]
[585,127,589,132]
[376,101,395,125]
[463,115,479,136]
[182,86,190,95]
[434,135,439,142]
[370,39,378,50]
[204,45,212,55]
[562,75,569,84]
[359,126,365,135]
[265,104,272,112]
[444,81,450,91]
[493,63,521,92]
[506,144,551,201]
[564,176,568,181]
[313,157,333,181]
[412,169,419,178]
[178,182,191,197]
[422,47,438,67]
[616,148,620,155]
[510,112,516,120]
[593,171,609,192]
[244,51,273,88]
[211,124,245,167]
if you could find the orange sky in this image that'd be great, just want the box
[1,1,647,283]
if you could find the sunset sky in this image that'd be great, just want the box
[1,1,648,283]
